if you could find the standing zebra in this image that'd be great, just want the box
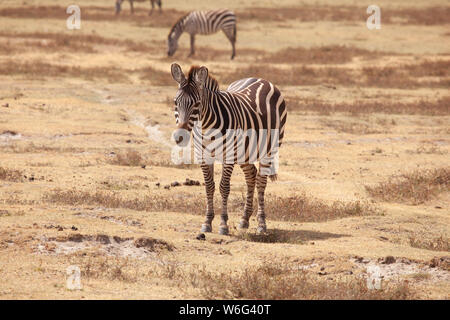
[167,9,237,60]
[170,63,287,235]
[115,0,162,15]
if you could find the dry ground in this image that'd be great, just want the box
[0,0,449,299]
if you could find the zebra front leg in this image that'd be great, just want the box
[239,164,257,230]
[200,164,215,232]
[188,34,196,57]
[219,164,234,235]
[256,172,268,234]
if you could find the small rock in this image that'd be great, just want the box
[156,182,160,187]
[320,266,325,271]
[318,271,327,276]
[57,226,64,231]
[164,185,170,190]
[71,226,78,231]
[2,103,9,108]
[141,165,146,169]
[196,233,206,241]
[171,181,180,187]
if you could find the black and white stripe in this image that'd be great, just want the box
[170,64,287,235]
[115,0,162,15]
[168,9,237,59]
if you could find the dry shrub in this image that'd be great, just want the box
[81,256,139,282]
[44,189,378,223]
[0,167,23,182]
[409,235,450,252]
[365,168,450,205]
[261,45,383,64]
[0,60,129,82]
[286,96,450,116]
[186,263,414,300]
[263,194,380,222]
[108,150,145,166]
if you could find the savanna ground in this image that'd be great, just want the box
[0,0,449,299]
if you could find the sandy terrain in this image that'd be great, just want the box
[0,0,449,299]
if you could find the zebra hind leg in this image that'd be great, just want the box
[256,170,268,234]
[219,164,234,235]
[200,164,215,232]
[239,164,257,230]
[222,27,236,60]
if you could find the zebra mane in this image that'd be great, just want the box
[188,66,220,92]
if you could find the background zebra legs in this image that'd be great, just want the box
[200,164,215,232]
[219,164,234,235]
[239,164,257,229]
[222,26,236,60]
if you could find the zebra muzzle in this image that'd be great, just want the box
[173,127,190,147]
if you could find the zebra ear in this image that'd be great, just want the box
[171,63,185,84]
[194,66,208,86]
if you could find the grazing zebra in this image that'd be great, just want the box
[167,9,237,60]
[170,63,287,235]
[115,0,162,15]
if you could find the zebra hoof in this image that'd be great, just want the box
[238,220,249,230]
[256,225,267,235]
[200,224,212,233]
[218,226,229,235]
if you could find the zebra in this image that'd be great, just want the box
[115,0,162,15]
[170,63,287,235]
[167,9,237,60]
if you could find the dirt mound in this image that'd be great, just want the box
[36,234,174,259]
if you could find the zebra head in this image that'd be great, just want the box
[167,32,178,57]
[170,63,208,146]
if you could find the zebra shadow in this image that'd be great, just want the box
[235,228,348,244]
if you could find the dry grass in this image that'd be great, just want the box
[139,66,174,85]
[218,65,356,87]
[0,31,161,54]
[185,263,414,299]
[0,6,184,27]
[0,167,23,182]
[219,61,449,89]
[0,60,129,82]
[260,45,385,64]
[409,235,450,252]
[362,60,450,89]
[366,168,450,205]
[286,96,450,116]
[320,119,384,134]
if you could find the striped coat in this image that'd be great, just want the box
[171,63,287,235]
[168,9,237,59]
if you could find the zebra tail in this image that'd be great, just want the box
[269,174,278,182]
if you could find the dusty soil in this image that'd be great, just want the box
[0,0,449,299]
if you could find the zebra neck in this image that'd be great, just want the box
[200,90,227,131]
[171,16,187,39]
